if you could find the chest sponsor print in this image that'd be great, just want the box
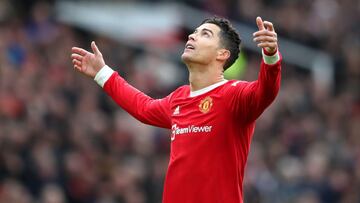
[171,124,213,141]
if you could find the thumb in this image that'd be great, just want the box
[256,16,265,31]
[91,41,102,56]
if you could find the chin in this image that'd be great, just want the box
[181,52,192,63]
[181,51,205,65]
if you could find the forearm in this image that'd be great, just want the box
[243,50,281,121]
[94,66,171,128]
[101,70,153,121]
[256,50,282,107]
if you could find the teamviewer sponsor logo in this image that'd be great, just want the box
[171,124,212,141]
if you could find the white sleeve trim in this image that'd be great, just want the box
[94,65,114,88]
[262,50,280,65]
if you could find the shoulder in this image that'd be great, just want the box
[173,85,189,94]
[168,85,190,99]
[226,80,248,87]
[222,80,250,92]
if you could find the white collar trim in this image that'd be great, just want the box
[189,80,228,97]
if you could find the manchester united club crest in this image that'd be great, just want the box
[199,96,213,113]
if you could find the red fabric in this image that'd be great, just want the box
[103,55,282,203]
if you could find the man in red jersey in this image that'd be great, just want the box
[71,16,281,203]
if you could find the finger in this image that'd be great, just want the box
[253,30,277,37]
[253,36,277,43]
[72,59,82,67]
[91,41,102,56]
[71,53,83,61]
[257,42,277,48]
[256,16,265,31]
[264,21,275,32]
[74,65,82,72]
[72,47,91,56]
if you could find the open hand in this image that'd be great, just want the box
[71,41,106,78]
[253,17,278,55]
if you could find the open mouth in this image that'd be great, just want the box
[185,43,195,50]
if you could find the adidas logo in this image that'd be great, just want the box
[231,81,240,86]
[173,106,180,115]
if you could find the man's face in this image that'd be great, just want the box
[181,23,224,66]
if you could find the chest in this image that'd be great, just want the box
[169,94,229,142]
[171,94,226,123]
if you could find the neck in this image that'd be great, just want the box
[187,63,225,91]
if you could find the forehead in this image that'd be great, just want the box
[195,23,221,34]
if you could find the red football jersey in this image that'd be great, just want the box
[95,51,281,203]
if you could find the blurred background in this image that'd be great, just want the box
[0,0,359,203]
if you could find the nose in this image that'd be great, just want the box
[188,33,195,41]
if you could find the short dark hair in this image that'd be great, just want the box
[201,17,241,70]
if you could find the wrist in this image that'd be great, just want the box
[262,49,280,65]
[263,48,277,56]
[94,65,114,88]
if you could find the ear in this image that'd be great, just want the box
[216,49,230,62]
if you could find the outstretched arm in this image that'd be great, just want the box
[230,17,281,122]
[70,42,172,129]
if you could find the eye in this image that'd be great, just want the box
[202,31,210,37]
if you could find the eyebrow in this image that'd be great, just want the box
[194,28,214,36]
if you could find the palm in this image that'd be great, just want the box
[81,53,97,75]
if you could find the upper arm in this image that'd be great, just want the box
[137,95,172,128]
[227,59,281,123]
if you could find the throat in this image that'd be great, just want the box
[185,61,225,91]
[189,72,225,92]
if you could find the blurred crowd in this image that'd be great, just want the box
[0,0,359,203]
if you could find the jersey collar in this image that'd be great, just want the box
[189,80,228,97]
